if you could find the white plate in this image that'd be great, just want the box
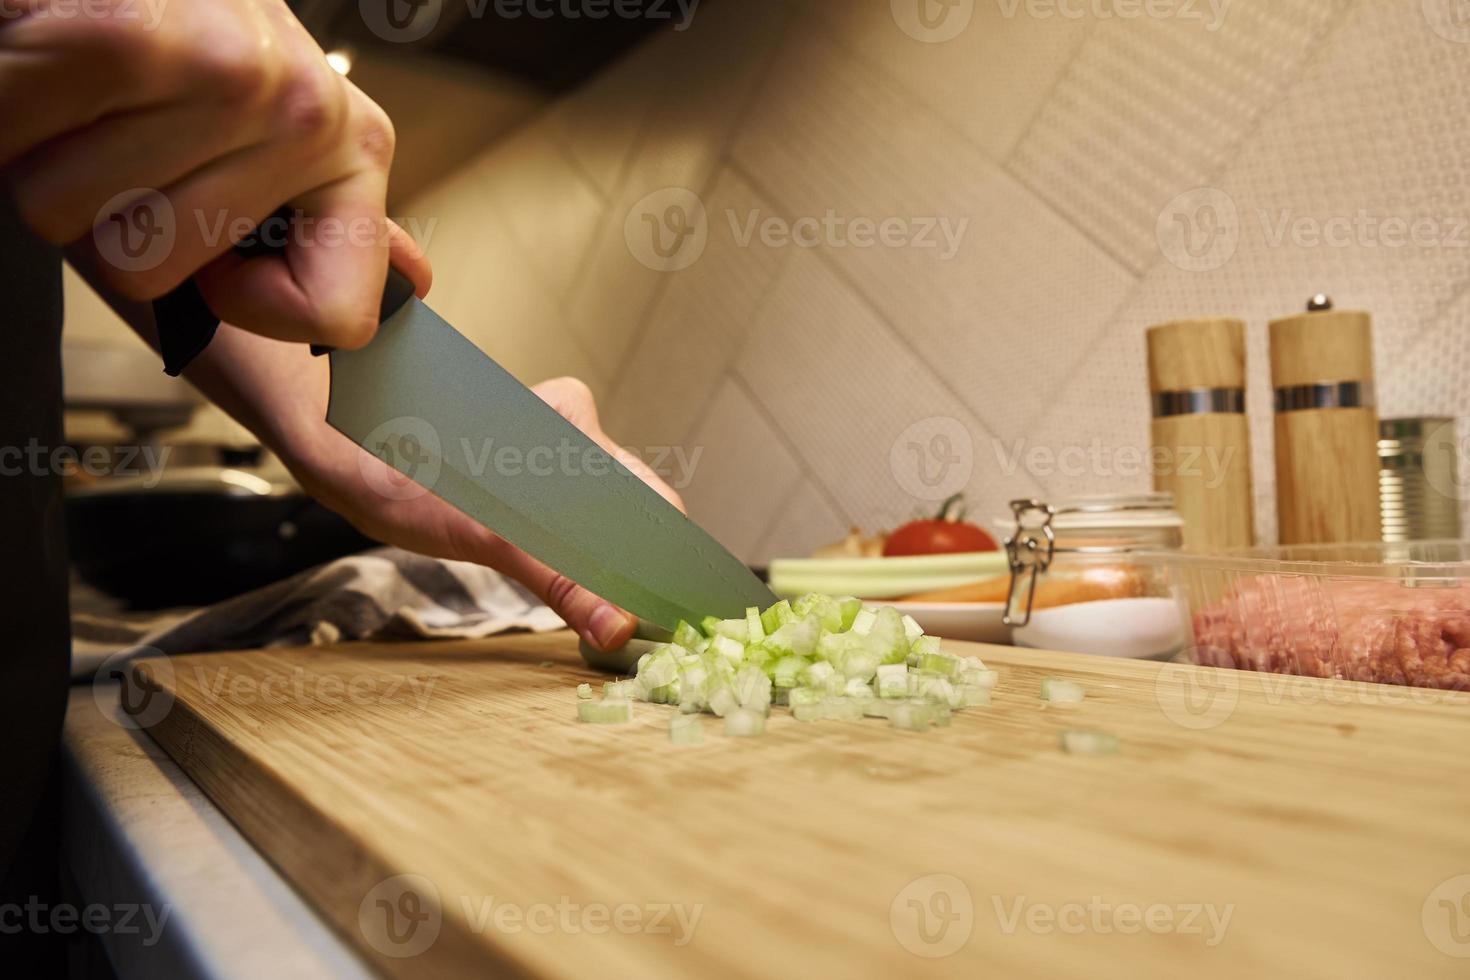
[887,601,1012,646]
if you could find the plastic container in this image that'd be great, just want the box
[1160,541,1470,691]
[1001,495,1187,659]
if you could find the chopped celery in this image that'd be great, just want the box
[672,620,703,650]
[641,648,679,688]
[760,599,794,634]
[578,700,632,724]
[771,656,808,689]
[709,634,745,668]
[801,660,835,688]
[765,615,820,657]
[670,714,704,745]
[919,652,957,677]
[821,698,863,722]
[707,685,738,718]
[732,664,772,711]
[916,676,954,706]
[1040,678,1085,704]
[724,708,766,737]
[745,606,765,643]
[787,688,823,708]
[962,667,999,689]
[1061,730,1118,755]
[792,703,823,722]
[889,702,931,732]
[956,684,991,707]
[876,664,909,699]
[576,595,998,733]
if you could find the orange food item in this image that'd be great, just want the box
[901,568,1146,608]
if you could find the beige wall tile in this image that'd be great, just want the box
[601,167,791,448]
[350,52,544,209]
[466,121,607,299]
[735,249,1044,533]
[751,478,852,566]
[730,28,1136,445]
[543,43,664,201]
[680,377,804,560]
[405,169,604,397]
[807,0,1093,160]
[564,0,793,378]
[1009,0,1345,273]
[397,0,1469,553]
[1042,0,1470,543]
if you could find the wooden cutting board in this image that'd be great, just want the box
[128,633,1470,979]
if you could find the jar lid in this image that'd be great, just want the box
[995,493,1183,533]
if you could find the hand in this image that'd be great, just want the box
[184,327,685,652]
[1,0,429,346]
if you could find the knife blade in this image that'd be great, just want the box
[153,216,774,629]
[322,282,777,630]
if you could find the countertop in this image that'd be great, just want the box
[61,681,375,979]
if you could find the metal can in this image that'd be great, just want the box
[1378,417,1463,542]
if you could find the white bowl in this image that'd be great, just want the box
[887,601,1012,645]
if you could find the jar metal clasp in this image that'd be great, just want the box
[1003,499,1056,627]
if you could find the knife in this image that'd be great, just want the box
[155,227,776,631]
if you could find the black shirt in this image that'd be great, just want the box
[0,194,71,873]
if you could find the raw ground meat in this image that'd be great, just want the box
[1191,577,1470,691]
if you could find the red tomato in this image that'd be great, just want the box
[882,519,997,557]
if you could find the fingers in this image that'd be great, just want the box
[192,173,392,350]
[310,444,637,653]
[0,0,274,168]
[531,376,688,513]
[8,99,270,244]
[495,548,638,653]
[0,14,159,166]
[3,1,421,348]
[387,218,433,298]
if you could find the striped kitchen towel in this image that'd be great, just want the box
[70,546,565,680]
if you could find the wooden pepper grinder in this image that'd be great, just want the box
[1146,318,1256,551]
[1270,296,1383,545]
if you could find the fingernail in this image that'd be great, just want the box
[589,605,630,651]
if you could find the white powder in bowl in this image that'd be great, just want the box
[1011,596,1185,659]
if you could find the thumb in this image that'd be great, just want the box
[491,544,637,653]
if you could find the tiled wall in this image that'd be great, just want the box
[404,0,1470,561]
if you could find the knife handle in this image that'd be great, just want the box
[154,206,418,375]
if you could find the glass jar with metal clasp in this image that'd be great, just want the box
[1001,494,1187,659]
